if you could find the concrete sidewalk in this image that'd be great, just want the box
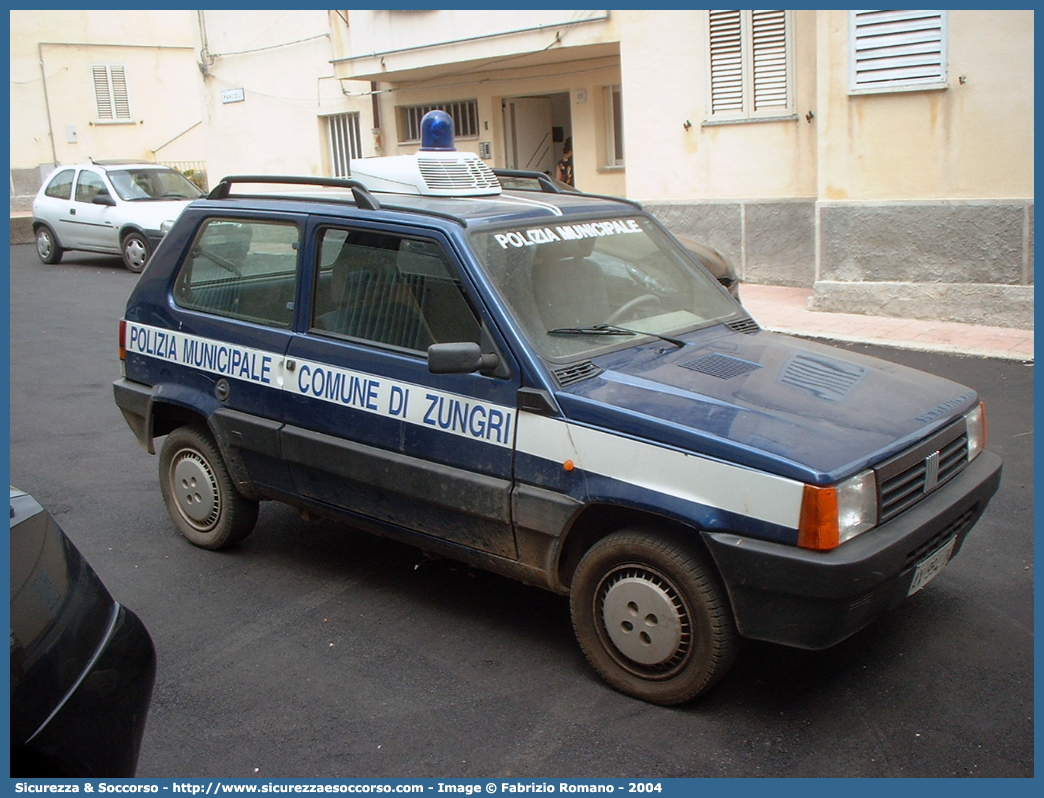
[742,284,1033,361]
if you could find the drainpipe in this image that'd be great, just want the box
[38,43,58,166]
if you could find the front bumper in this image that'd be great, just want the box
[701,450,1002,649]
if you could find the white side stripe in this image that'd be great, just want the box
[515,413,804,530]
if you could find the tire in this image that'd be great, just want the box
[121,231,150,273]
[159,425,259,550]
[570,529,738,705]
[35,225,63,264]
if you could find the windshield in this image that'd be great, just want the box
[108,168,204,201]
[470,216,739,360]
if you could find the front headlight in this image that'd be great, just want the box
[798,469,877,551]
[966,402,986,462]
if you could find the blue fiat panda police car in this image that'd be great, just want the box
[114,112,1002,705]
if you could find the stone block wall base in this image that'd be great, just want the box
[811,281,1034,330]
[11,215,34,245]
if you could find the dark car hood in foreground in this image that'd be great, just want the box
[558,326,978,483]
[10,488,155,776]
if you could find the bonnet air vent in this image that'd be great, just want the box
[779,353,866,402]
[680,353,763,380]
[552,361,603,387]
[725,316,761,334]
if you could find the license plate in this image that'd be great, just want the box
[908,537,957,596]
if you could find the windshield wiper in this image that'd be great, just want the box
[548,324,685,348]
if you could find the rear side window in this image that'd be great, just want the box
[43,169,75,200]
[173,219,300,327]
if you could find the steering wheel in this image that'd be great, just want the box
[606,294,662,325]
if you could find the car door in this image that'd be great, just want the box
[166,213,305,494]
[281,220,521,558]
[66,169,119,251]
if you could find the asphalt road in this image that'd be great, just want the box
[8,244,1034,778]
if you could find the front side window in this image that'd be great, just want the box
[74,171,111,204]
[174,219,300,327]
[470,217,738,361]
[43,169,74,200]
[311,228,481,353]
[707,9,792,121]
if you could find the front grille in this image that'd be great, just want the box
[877,417,969,523]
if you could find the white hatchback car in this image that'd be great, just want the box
[32,161,204,272]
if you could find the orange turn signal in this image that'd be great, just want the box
[798,484,840,551]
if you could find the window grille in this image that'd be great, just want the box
[708,10,792,120]
[326,113,363,178]
[398,100,479,143]
[92,64,131,121]
[850,10,947,93]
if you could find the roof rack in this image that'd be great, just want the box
[207,175,382,211]
[492,168,642,210]
[493,169,570,194]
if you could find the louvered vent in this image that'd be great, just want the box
[709,10,743,114]
[751,10,788,111]
[725,316,760,334]
[779,353,866,402]
[851,10,946,92]
[552,361,602,387]
[418,157,500,193]
[680,353,762,380]
[92,64,130,121]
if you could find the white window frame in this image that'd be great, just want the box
[91,64,132,123]
[849,10,948,95]
[706,10,793,123]
[325,112,363,178]
[605,85,624,168]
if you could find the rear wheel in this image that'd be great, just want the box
[570,529,738,705]
[121,231,150,273]
[159,425,258,549]
[35,225,63,264]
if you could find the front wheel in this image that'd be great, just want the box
[159,425,258,550]
[121,231,150,273]
[570,530,738,705]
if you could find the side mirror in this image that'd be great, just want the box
[427,342,499,375]
[92,194,116,207]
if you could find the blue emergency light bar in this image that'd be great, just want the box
[420,110,455,151]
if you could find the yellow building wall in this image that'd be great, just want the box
[617,10,819,202]
[817,9,1034,201]
[10,10,201,169]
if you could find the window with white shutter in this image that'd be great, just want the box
[850,10,948,94]
[92,64,131,122]
[707,10,793,122]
